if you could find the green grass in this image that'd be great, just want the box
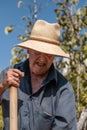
[0,105,4,130]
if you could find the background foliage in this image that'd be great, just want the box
[0,106,4,130]
[54,0,87,119]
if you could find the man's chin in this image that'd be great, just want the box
[35,70,49,77]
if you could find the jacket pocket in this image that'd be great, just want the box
[34,110,54,130]
[18,103,30,130]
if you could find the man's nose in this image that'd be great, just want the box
[39,53,46,61]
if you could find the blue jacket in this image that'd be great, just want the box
[0,59,77,130]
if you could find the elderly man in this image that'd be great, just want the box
[0,20,77,130]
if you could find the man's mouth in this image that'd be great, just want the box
[36,62,46,67]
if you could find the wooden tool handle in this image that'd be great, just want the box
[10,86,18,130]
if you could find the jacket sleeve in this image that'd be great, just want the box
[0,69,6,82]
[0,65,14,102]
[0,65,14,82]
[52,83,77,130]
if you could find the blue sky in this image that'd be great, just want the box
[0,0,86,70]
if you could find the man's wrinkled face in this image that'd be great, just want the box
[27,49,55,76]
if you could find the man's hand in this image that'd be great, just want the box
[0,68,24,95]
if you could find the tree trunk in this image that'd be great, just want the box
[77,106,87,130]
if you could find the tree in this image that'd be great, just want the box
[54,0,87,129]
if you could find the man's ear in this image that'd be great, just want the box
[27,50,29,58]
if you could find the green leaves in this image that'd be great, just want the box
[0,106,4,130]
[10,47,27,65]
[55,0,87,117]
[4,25,14,34]
[17,1,24,8]
[18,35,28,42]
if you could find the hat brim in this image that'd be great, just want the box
[17,40,69,58]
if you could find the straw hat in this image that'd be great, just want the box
[17,20,69,58]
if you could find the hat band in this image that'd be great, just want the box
[30,36,60,46]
